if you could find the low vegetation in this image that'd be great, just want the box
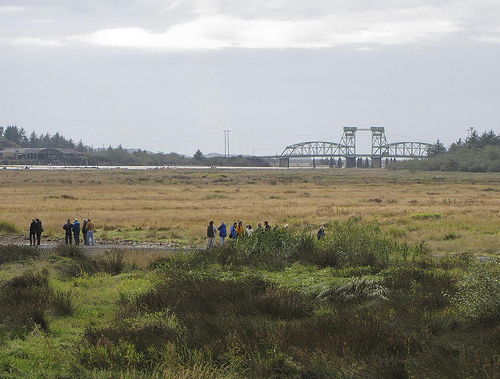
[1,221,500,378]
[389,130,500,172]
[0,169,498,257]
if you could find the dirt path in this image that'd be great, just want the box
[0,234,184,251]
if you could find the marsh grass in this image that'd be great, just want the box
[0,220,18,234]
[0,237,499,377]
[0,169,497,255]
[0,245,39,264]
[0,269,52,339]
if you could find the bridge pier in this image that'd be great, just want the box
[279,157,289,168]
[346,157,356,168]
[371,157,382,168]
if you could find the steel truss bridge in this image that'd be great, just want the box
[258,127,432,168]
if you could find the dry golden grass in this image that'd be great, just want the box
[0,168,498,255]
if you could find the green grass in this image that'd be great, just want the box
[0,222,499,378]
[0,220,19,234]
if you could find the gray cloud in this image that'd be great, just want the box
[0,1,499,154]
[2,1,500,50]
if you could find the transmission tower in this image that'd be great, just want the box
[467,126,474,138]
[223,130,230,158]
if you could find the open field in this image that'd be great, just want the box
[0,168,499,255]
[0,168,499,377]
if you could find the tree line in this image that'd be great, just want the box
[389,130,500,172]
[0,125,268,166]
[0,125,85,151]
[2,124,498,170]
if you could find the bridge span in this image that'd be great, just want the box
[256,127,432,168]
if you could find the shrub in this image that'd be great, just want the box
[453,261,500,322]
[411,213,441,220]
[381,266,457,311]
[56,248,127,277]
[0,270,52,337]
[52,291,75,317]
[98,249,126,275]
[0,245,40,265]
[0,220,18,234]
[317,277,390,305]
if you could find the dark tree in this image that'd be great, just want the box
[428,139,447,157]
[4,125,27,145]
[194,149,204,161]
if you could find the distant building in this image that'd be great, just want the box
[0,148,85,165]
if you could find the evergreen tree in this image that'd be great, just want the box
[4,125,27,145]
[428,139,446,157]
[29,131,38,147]
[194,149,204,161]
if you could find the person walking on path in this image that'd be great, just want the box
[218,221,227,246]
[63,219,73,245]
[82,219,88,245]
[207,220,216,249]
[29,219,37,245]
[86,219,95,246]
[35,218,43,245]
[73,219,81,245]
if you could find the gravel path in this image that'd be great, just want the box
[0,234,185,252]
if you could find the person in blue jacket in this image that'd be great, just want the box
[218,221,227,246]
[229,222,237,240]
[73,219,81,245]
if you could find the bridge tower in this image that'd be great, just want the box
[340,127,357,168]
[371,127,388,168]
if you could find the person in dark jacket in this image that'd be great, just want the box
[29,219,37,245]
[317,225,325,240]
[63,219,73,245]
[218,221,227,246]
[264,221,272,232]
[35,218,43,245]
[207,220,216,249]
[73,219,81,245]
[82,219,88,246]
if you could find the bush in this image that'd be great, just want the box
[55,247,127,277]
[0,270,52,337]
[0,220,18,234]
[0,245,40,265]
[453,261,500,322]
[317,277,390,305]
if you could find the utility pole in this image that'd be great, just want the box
[223,130,230,158]
[467,126,474,138]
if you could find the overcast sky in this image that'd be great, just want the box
[1,1,499,156]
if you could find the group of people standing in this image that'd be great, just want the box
[206,220,277,249]
[207,220,327,248]
[29,218,43,245]
[63,218,95,246]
